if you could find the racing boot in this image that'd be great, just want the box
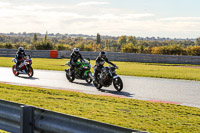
[15,65,19,71]
[93,75,98,84]
[69,69,74,76]
[69,70,72,76]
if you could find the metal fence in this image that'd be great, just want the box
[0,99,146,133]
[1,48,200,64]
[60,51,200,64]
[0,49,51,58]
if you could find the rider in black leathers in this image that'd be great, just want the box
[69,48,84,75]
[15,47,27,70]
[94,51,117,82]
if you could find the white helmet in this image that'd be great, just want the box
[73,48,79,55]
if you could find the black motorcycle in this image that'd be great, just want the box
[93,65,123,91]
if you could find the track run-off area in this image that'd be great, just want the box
[0,67,200,108]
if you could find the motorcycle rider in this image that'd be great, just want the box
[15,47,27,70]
[94,51,117,83]
[69,48,84,75]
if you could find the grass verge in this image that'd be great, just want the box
[0,83,200,133]
[1,57,200,81]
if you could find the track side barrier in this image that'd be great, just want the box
[2,49,199,64]
[0,99,148,133]
[60,51,200,64]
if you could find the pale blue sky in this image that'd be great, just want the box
[0,0,200,38]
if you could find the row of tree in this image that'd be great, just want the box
[0,33,200,56]
[121,44,200,56]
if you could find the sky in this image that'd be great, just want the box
[0,0,200,38]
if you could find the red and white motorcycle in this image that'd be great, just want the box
[12,55,34,77]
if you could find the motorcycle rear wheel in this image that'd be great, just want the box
[85,73,93,84]
[85,77,92,84]
[93,81,102,90]
[113,77,123,92]
[27,67,34,77]
[12,65,19,76]
[65,69,75,82]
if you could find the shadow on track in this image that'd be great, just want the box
[97,88,134,98]
[66,80,134,98]
[72,81,94,87]
[72,81,134,97]
[18,76,39,80]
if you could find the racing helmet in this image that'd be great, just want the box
[99,51,107,59]
[18,47,24,52]
[73,48,79,55]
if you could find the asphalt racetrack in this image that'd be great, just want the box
[0,67,200,108]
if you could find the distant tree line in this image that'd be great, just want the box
[0,33,200,56]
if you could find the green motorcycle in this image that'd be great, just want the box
[65,59,93,83]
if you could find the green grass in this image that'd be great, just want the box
[1,57,200,81]
[0,130,9,133]
[0,83,200,133]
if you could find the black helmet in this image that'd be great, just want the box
[99,51,107,59]
[18,47,24,52]
[73,48,79,55]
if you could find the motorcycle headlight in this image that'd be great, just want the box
[26,60,32,64]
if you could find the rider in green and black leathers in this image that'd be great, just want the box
[94,51,117,82]
[69,48,84,75]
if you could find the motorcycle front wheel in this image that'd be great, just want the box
[113,77,123,92]
[12,65,19,76]
[65,69,75,82]
[27,67,34,77]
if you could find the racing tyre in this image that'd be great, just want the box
[12,65,19,76]
[85,73,93,84]
[27,67,34,77]
[65,69,75,82]
[93,81,102,90]
[113,77,123,92]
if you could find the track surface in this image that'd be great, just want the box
[0,67,200,108]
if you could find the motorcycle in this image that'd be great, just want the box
[12,55,34,77]
[65,59,93,84]
[93,65,123,92]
